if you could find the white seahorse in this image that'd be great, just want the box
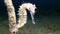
[18,3,36,24]
[12,3,36,32]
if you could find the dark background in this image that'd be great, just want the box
[0,0,60,34]
[0,0,60,19]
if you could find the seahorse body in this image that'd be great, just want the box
[16,3,36,29]
[17,5,27,28]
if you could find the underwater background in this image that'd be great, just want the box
[0,0,60,34]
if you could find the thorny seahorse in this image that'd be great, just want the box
[4,0,36,33]
[12,3,36,32]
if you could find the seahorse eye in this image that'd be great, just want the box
[29,6,36,15]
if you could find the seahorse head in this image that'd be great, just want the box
[26,3,36,15]
[25,3,36,24]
